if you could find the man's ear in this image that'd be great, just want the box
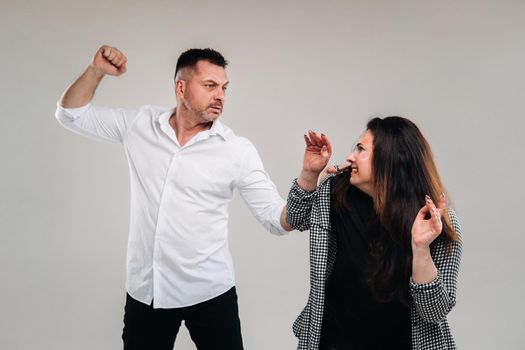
[175,79,185,98]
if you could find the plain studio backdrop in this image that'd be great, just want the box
[1,0,524,349]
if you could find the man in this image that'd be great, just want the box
[56,45,293,349]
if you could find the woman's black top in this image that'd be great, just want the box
[320,175,412,350]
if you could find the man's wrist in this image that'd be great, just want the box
[86,65,106,81]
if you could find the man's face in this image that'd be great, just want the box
[178,60,229,123]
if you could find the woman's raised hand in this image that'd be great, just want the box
[410,194,446,284]
[302,130,332,174]
[411,194,446,250]
[297,131,332,191]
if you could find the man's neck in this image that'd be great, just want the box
[169,110,213,147]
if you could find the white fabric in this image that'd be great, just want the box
[56,103,287,308]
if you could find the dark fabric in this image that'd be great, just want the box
[319,340,347,350]
[320,175,411,350]
[122,287,243,350]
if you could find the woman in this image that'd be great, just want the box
[286,117,462,350]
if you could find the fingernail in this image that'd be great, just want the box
[425,194,431,202]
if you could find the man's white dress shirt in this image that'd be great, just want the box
[56,104,287,308]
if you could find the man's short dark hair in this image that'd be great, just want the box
[175,48,228,80]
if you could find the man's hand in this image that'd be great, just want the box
[91,45,127,76]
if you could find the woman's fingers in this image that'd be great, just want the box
[308,130,324,147]
[438,192,445,209]
[305,130,331,151]
[321,145,330,158]
[425,195,443,233]
[303,134,313,147]
[320,133,332,154]
[416,203,429,220]
[437,192,446,217]
[412,195,444,249]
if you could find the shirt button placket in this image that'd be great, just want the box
[152,148,181,305]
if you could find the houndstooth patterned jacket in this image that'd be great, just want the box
[286,176,462,350]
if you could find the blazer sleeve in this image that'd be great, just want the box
[285,178,319,232]
[409,208,463,324]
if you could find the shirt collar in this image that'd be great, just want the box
[208,119,233,141]
[157,107,233,142]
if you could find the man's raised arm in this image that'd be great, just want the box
[60,45,127,108]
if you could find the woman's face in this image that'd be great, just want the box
[347,130,374,196]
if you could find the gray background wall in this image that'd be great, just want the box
[1,0,524,349]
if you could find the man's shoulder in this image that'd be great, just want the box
[120,105,172,127]
[215,121,253,146]
[228,134,257,151]
[137,105,171,117]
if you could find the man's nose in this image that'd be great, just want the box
[215,88,225,101]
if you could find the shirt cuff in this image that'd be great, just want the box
[270,201,289,235]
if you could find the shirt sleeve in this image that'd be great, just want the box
[236,140,288,236]
[55,102,139,144]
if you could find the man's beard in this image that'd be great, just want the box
[184,101,222,123]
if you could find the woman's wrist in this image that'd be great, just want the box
[297,169,321,191]
[412,244,430,257]
[411,246,437,284]
[412,245,432,258]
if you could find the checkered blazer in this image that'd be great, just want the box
[286,176,462,350]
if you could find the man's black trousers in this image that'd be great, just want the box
[122,286,244,350]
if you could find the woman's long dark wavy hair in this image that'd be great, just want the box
[333,116,458,306]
